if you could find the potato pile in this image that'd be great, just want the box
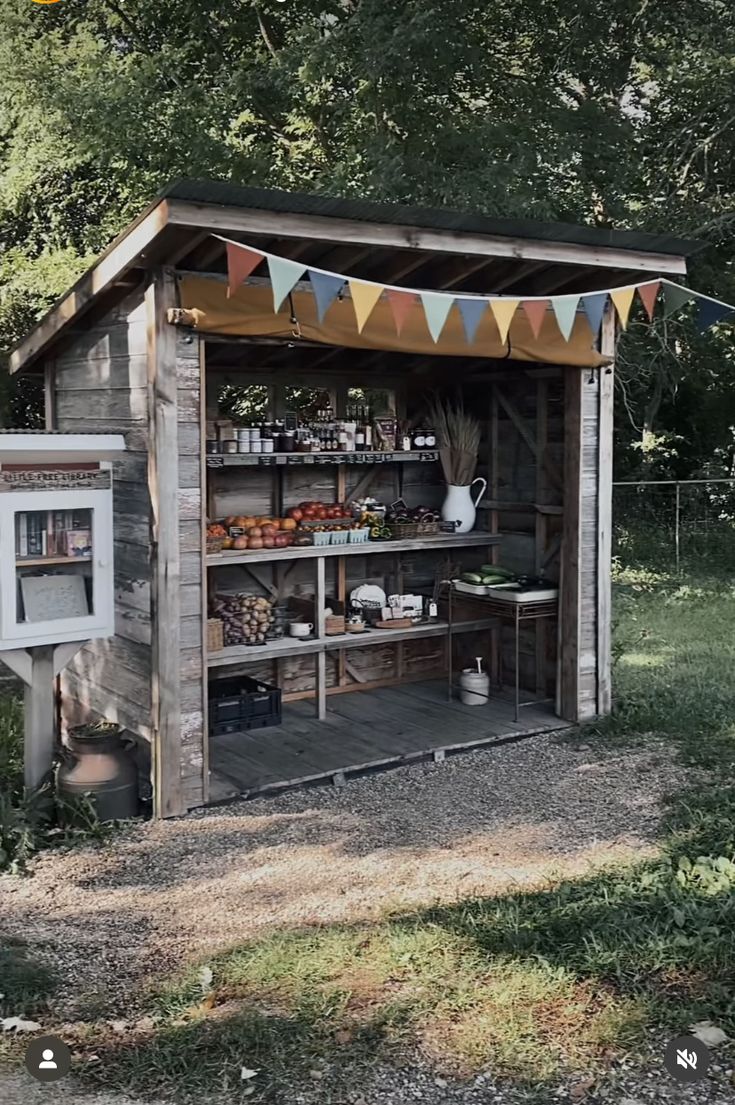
[210,593,274,647]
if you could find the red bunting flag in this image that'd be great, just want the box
[226,243,263,298]
[386,289,416,336]
[521,299,549,340]
[637,281,660,321]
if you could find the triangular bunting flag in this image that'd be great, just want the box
[695,297,735,333]
[610,287,636,329]
[386,288,416,336]
[637,281,660,321]
[349,280,384,332]
[490,299,520,344]
[521,300,549,340]
[581,292,608,337]
[662,282,695,317]
[420,292,455,343]
[268,256,308,312]
[309,270,344,322]
[226,243,263,298]
[551,295,580,341]
[457,298,488,344]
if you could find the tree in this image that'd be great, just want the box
[1,0,734,473]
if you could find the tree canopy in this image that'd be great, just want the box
[1,0,734,475]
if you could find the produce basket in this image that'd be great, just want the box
[388,522,419,539]
[206,536,226,554]
[330,530,349,545]
[207,618,224,651]
[348,527,370,544]
[312,531,332,546]
[416,521,440,536]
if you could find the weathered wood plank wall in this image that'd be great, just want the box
[52,288,154,738]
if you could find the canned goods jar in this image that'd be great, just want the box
[251,439,263,454]
[238,440,251,453]
[206,439,219,454]
[223,440,238,454]
[262,439,275,454]
[237,428,252,441]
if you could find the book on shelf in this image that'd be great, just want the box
[65,529,92,557]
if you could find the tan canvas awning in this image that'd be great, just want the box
[179,275,609,368]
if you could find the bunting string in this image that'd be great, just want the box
[217,235,735,344]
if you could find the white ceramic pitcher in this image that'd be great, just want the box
[441,477,487,534]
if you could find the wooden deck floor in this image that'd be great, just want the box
[208,680,570,802]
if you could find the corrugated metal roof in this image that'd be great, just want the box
[161,178,703,258]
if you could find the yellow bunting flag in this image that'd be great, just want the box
[489,299,520,344]
[610,287,636,329]
[349,280,384,333]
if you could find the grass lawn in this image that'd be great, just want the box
[3,567,735,1102]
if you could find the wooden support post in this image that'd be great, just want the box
[23,647,55,791]
[559,365,600,723]
[147,269,184,818]
[535,379,548,697]
[315,555,327,719]
[597,314,615,716]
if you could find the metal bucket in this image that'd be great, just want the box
[57,726,139,822]
[459,669,489,706]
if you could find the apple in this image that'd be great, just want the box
[261,524,278,537]
[233,536,249,550]
[274,533,289,548]
[288,507,303,522]
[247,536,264,550]
[262,535,276,548]
[247,526,263,538]
[280,518,297,531]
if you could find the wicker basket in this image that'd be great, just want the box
[207,618,224,652]
[207,535,226,554]
[388,522,420,539]
[417,521,440,536]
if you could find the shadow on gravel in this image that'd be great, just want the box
[77,784,735,1104]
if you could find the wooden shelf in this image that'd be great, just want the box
[206,449,438,469]
[207,532,500,567]
[208,617,499,669]
[16,555,92,568]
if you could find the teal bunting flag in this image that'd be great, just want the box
[695,297,735,333]
[420,292,455,342]
[309,270,345,322]
[662,282,694,318]
[551,295,580,341]
[268,256,307,312]
[581,292,608,336]
[456,297,488,344]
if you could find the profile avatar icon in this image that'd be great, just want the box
[24,1035,71,1082]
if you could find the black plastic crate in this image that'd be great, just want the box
[208,675,282,736]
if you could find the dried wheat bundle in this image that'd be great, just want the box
[428,400,481,486]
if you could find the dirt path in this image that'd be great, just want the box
[1,733,687,1022]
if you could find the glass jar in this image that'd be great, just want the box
[425,429,437,448]
[412,429,427,449]
[223,440,238,454]
[280,431,296,453]
[251,439,263,454]
[262,438,275,454]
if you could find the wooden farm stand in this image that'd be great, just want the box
[9,181,701,816]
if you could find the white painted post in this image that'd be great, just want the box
[24,645,55,790]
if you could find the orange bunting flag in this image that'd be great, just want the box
[349,280,384,333]
[637,281,660,321]
[226,243,263,298]
[610,287,636,329]
[521,300,549,339]
[386,288,416,336]
[490,299,520,344]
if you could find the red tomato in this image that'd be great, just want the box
[288,507,303,522]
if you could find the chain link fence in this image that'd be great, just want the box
[613,479,735,572]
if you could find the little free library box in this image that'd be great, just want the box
[8,180,702,817]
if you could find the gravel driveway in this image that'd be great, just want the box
[1,731,722,1104]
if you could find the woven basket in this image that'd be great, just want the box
[207,618,224,652]
[389,522,420,539]
[207,536,226,554]
[416,521,440,536]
